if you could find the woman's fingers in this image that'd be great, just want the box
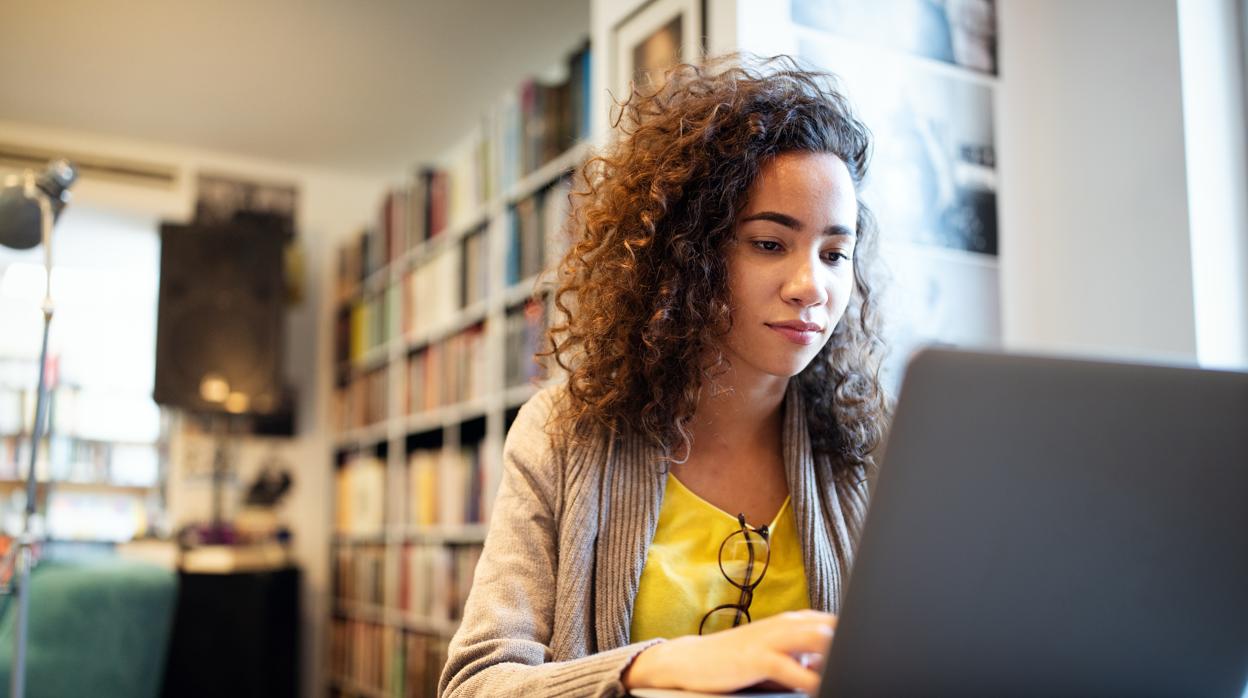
[763,651,822,694]
[770,622,835,655]
[799,650,826,673]
[779,609,836,624]
[758,612,835,654]
[752,613,835,692]
[624,612,839,693]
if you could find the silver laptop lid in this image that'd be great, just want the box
[823,348,1248,697]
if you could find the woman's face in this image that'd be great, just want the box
[722,151,859,382]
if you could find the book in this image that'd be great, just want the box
[335,453,386,536]
[429,170,448,238]
[542,175,574,265]
[505,300,547,388]
[568,40,592,143]
[407,449,440,527]
[459,227,489,309]
[398,542,482,622]
[515,194,543,282]
[403,245,462,340]
[409,169,434,248]
[332,544,386,605]
[506,175,573,289]
[329,617,396,693]
[405,324,489,414]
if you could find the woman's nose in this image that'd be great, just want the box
[781,256,828,307]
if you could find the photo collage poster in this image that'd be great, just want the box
[790,0,1001,394]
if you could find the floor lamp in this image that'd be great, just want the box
[0,160,78,698]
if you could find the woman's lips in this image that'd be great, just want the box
[767,324,820,345]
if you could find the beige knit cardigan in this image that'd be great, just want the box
[438,382,871,697]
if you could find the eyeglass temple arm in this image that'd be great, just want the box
[735,512,770,538]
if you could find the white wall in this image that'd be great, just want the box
[997,0,1202,364]
[0,119,387,697]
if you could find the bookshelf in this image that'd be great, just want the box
[328,41,591,698]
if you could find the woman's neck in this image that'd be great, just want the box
[683,367,788,464]
[670,367,792,525]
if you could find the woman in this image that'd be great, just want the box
[440,55,889,697]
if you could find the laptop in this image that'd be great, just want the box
[634,347,1248,697]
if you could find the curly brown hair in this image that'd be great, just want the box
[540,54,890,479]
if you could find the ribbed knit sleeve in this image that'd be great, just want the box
[438,390,662,698]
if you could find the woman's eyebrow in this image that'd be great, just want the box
[740,210,857,238]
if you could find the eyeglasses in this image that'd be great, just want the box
[699,512,771,635]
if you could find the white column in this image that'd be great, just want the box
[1177,0,1248,369]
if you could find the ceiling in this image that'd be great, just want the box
[0,0,590,178]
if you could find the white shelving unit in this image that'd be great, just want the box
[328,138,588,697]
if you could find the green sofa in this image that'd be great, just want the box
[0,558,177,698]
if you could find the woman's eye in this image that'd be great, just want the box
[823,251,851,264]
[752,240,782,252]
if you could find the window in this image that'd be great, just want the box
[0,204,165,542]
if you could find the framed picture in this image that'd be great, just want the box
[611,0,704,103]
[194,172,298,239]
[792,0,998,75]
[800,37,998,256]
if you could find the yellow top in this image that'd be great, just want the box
[630,473,811,641]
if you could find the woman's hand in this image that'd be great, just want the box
[622,610,835,695]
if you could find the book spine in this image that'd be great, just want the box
[429,171,448,237]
